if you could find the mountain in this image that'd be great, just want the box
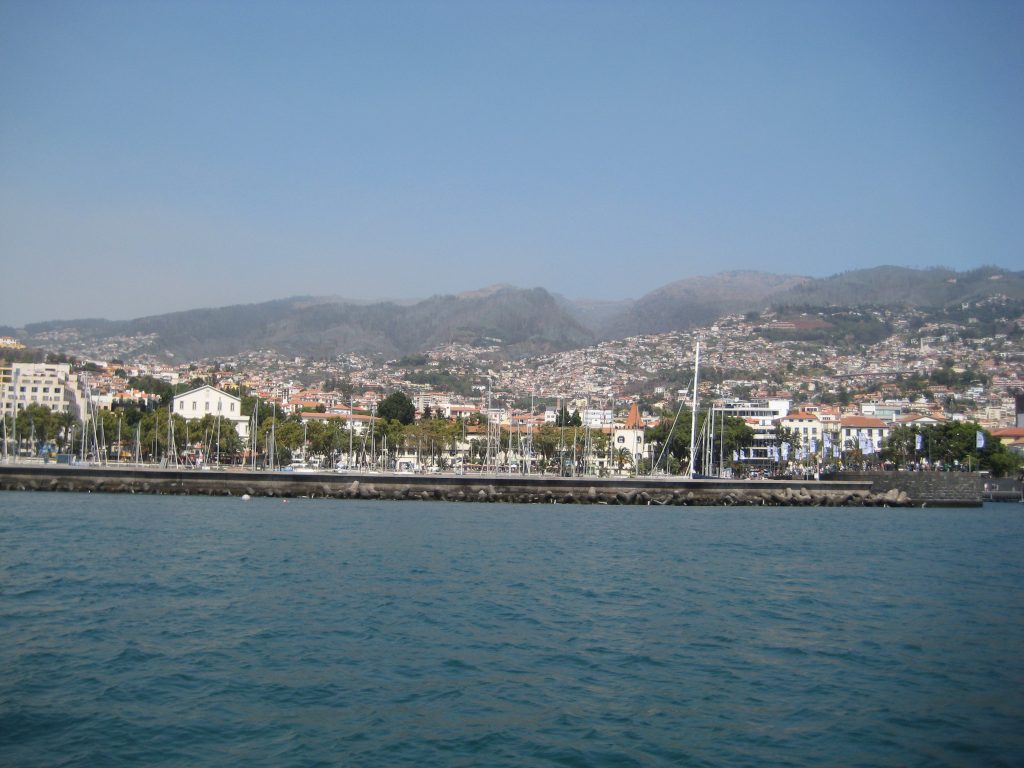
[555,296,635,338]
[18,288,593,360]
[766,266,1024,308]
[565,266,1024,339]
[607,271,810,337]
[10,266,1023,361]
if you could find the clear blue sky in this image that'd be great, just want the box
[1,0,1021,325]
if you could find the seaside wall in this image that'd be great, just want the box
[0,464,983,506]
[836,471,986,508]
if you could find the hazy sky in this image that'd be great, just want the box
[1,1,1021,325]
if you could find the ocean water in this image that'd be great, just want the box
[1,492,1022,767]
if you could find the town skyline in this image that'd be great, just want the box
[4,288,1022,477]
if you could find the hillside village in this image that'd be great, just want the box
[3,296,1023,475]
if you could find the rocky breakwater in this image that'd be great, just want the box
[365,482,908,506]
[0,465,935,506]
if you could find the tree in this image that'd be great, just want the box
[615,447,635,474]
[127,375,175,407]
[12,404,59,455]
[377,391,416,425]
[914,422,1021,476]
[774,424,802,451]
[880,425,918,469]
[555,405,582,427]
[240,395,276,425]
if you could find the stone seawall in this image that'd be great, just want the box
[837,471,986,508]
[0,464,983,506]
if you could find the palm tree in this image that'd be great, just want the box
[56,411,77,453]
[615,447,635,476]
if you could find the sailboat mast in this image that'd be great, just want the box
[687,342,701,478]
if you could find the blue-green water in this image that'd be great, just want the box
[1,492,1022,767]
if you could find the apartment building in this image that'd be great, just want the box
[715,398,791,462]
[0,362,78,416]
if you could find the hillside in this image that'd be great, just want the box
[767,266,1024,308]
[606,271,810,337]
[17,288,594,360]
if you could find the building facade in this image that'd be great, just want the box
[716,398,791,463]
[172,385,249,438]
[1,362,78,417]
[612,403,647,469]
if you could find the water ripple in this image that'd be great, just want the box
[1,494,1023,766]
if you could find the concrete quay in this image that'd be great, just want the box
[0,464,987,506]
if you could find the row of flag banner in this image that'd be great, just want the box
[730,430,986,461]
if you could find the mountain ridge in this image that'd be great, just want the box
[8,266,1023,360]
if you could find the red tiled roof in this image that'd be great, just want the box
[624,403,643,429]
[783,411,819,421]
[841,416,887,428]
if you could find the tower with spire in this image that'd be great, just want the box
[612,402,647,473]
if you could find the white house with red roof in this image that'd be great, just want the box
[839,415,889,452]
[613,403,647,468]
[778,411,823,443]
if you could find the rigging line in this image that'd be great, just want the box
[653,378,691,474]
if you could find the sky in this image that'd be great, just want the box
[1,1,1022,325]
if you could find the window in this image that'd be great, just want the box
[230,403,235,412]
[617,436,625,443]
[179,401,184,410]
[193,402,197,411]
[205,402,210,411]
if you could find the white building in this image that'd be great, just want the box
[839,416,889,452]
[612,403,647,469]
[172,385,249,438]
[1,362,78,416]
[414,392,448,413]
[715,398,791,463]
[582,409,613,428]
